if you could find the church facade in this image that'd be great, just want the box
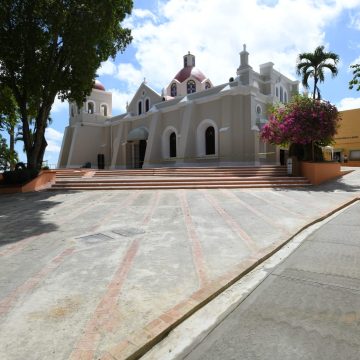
[58,47,299,169]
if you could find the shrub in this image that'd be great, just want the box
[3,168,39,185]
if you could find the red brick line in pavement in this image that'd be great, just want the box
[220,189,288,233]
[68,239,141,360]
[201,189,259,254]
[68,191,161,360]
[178,190,208,288]
[0,247,75,317]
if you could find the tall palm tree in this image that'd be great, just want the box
[296,46,339,100]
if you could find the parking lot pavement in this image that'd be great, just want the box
[0,169,359,360]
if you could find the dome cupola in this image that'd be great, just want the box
[93,79,106,91]
[165,52,212,98]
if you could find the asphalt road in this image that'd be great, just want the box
[184,201,360,360]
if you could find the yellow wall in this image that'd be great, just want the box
[333,108,360,165]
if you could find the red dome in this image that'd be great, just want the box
[174,66,206,83]
[93,80,105,91]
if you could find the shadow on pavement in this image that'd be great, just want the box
[0,190,79,248]
[276,171,360,194]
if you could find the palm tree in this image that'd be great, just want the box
[296,46,339,100]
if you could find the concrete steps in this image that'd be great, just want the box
[51,166,311,190]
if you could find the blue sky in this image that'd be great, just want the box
[9,0,360,166]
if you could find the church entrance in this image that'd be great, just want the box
[126,140,147,169]
[135,140,146,168]
[126,127,149,169]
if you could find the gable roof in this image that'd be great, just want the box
[128,82,161,109]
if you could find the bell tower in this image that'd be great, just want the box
[183,51,195,67]
[69,80,112,126]
[237,44,253,85]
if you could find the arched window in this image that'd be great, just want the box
[145,98,150,112]
[187,80,196,94]
[205,126,215,155]
[138,100,142,115]
[162,127,178,159]
[171,83,177,97]
[205,81,211,89]
[169,132,176,158]
[280,87,284,102]
[276,87,279,97]
[196,119,218,157]
[87,101,95,114]
[284,91,288,104]
[100,104,108,116]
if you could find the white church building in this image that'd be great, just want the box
[58,46,299,169]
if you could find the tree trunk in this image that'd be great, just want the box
[289,143,305,161]
[9,124,15,170]
[313,77,318,100]
[23,104,52,170]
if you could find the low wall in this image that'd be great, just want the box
[0,170,56,194]
[343,161,360,167]
[21,170,56,192]
[300,161,341,185]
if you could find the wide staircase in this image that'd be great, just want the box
[50,166,311,190]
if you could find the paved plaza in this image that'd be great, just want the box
[0,169,360,360]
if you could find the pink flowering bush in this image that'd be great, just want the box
[260,95,340,160]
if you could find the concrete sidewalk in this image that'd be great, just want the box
[0,169,359,360]
[181,200,360,360]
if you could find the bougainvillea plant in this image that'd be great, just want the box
[260,95,340,160]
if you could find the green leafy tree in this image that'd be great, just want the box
[349,64,360,91]
[0,87,19,170]
[296,46,339,100]
[0,133,18,171]
[0,0,133,170]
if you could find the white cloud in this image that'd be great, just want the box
[122,0,360,91]
[108,88,134,113]
[51,96,68,114]
[132,8,158,21]
[116,63,144,90]
[337,97,360,110]
[46,127,63,142]
[45,127,63,153]
[97,59,117,76]
[349,10,360,30]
